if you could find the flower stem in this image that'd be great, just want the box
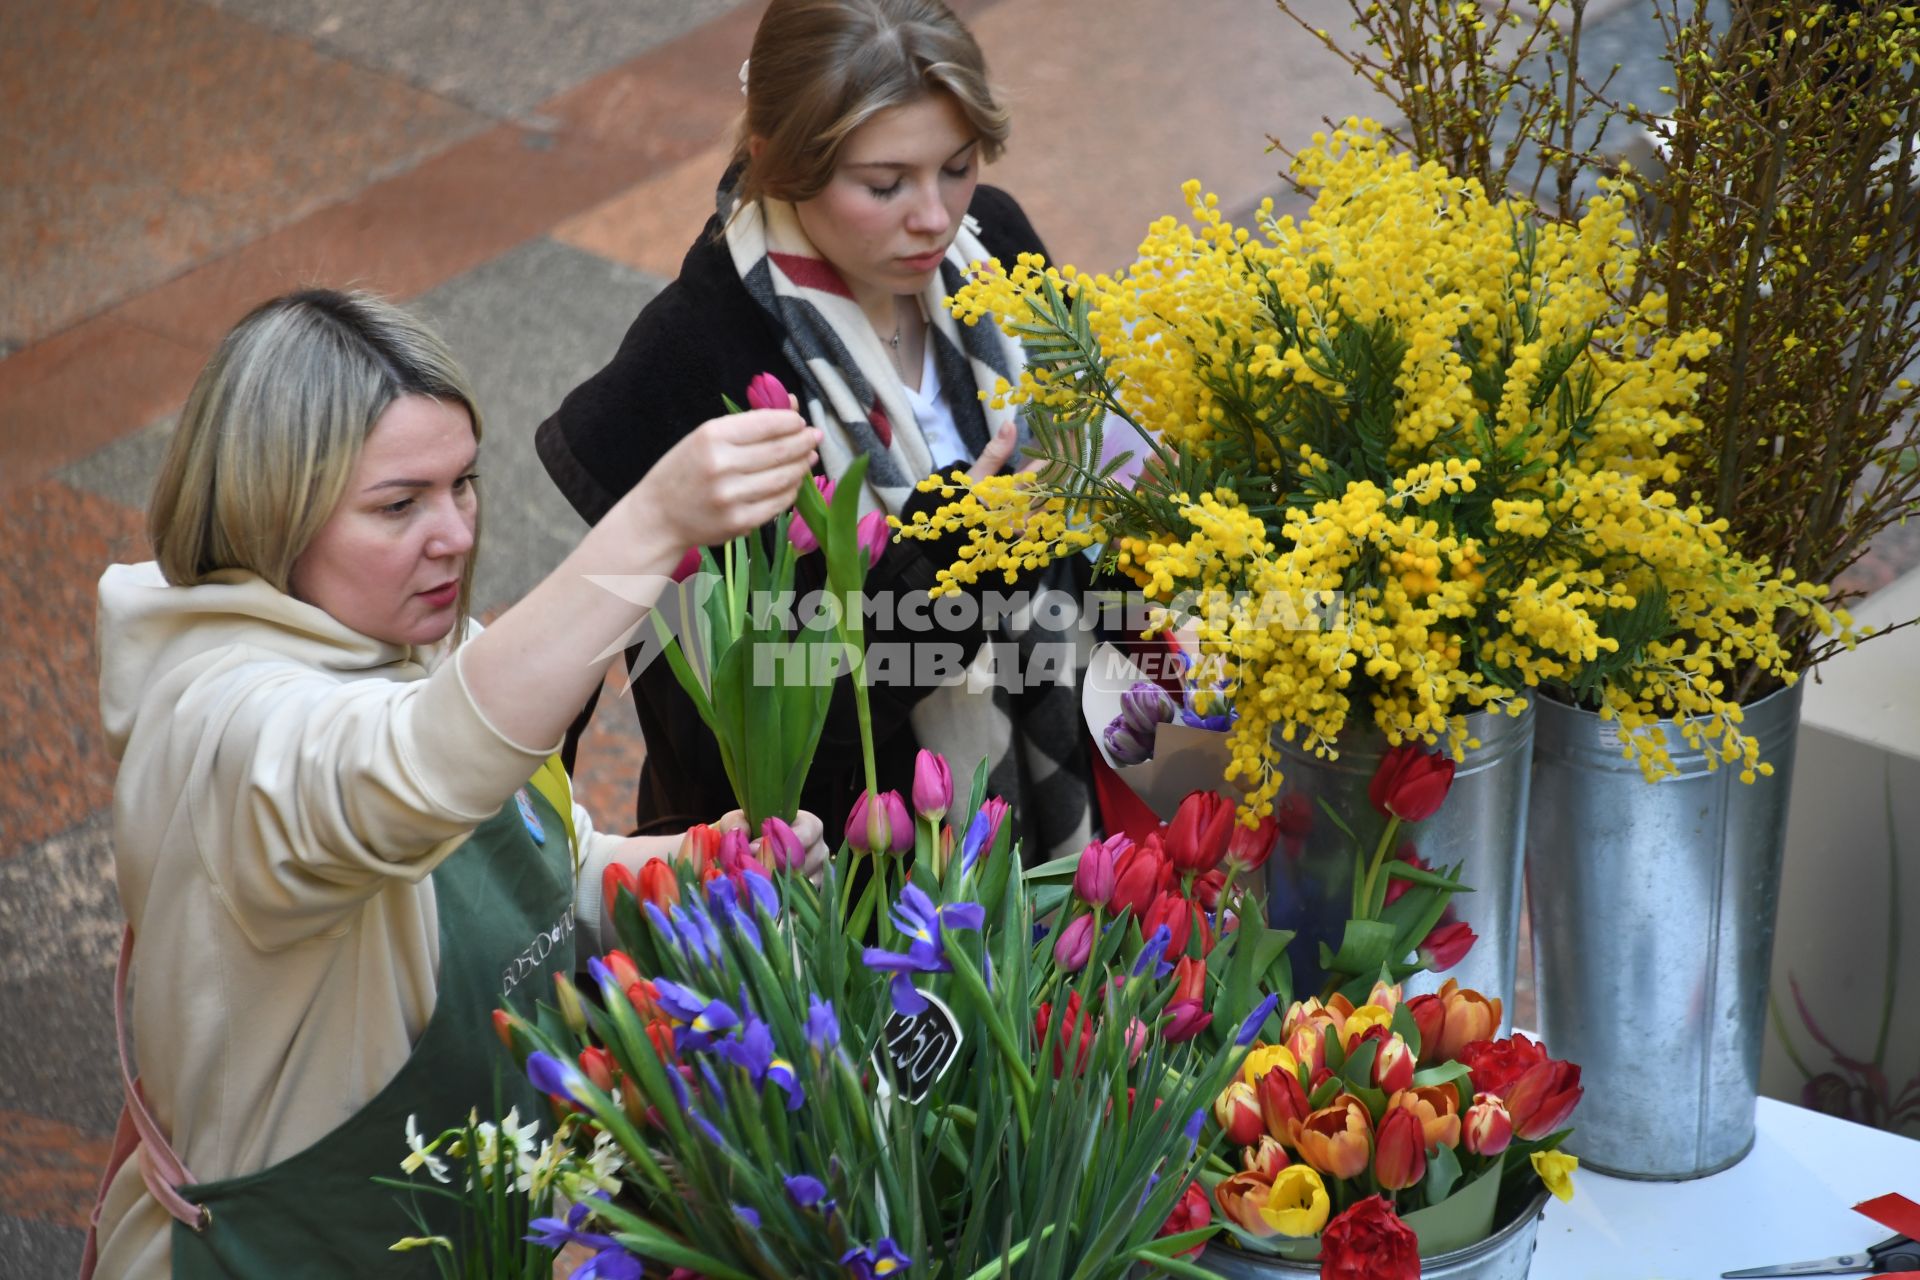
[945,945,1034,1140]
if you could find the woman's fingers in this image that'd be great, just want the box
[966,420,1020,482]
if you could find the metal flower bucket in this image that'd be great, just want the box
[1526,683,1804,1179]
[1198,1189,1553,1280]
[1264,706,1535,1023]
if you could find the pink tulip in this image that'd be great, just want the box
[912,750,952,822]
[787,475,836,554]
[1162,999,1213,1043]
[759,816,806,872]
[670,546,702,583]
[1053,913,1095,972]
[1072,834,1125,907]
[847,789,912,855]
[856,509,890,568]
[1418,920,1477,972]
[746,372,790,412]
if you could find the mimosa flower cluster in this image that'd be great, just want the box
[903,124,1848,815]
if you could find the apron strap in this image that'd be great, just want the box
[111,926,212,1230]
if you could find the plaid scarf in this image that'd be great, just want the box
[723,190,1094,862]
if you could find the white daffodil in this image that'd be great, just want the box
[400,1114,451,1184]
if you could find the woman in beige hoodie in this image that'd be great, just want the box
[85,288,823,1279]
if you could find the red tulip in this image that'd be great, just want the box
[1418,920,1477,972]
[1319,1196,1418,1280]
[1457,1034,1549,1097]
[1035,992,1094,1076]
[679,823,722,872]
[638,858,680,908]
[1157,1181,1212,1257]
[1258,1058,1312,1146]
[1225,812,1280,871]
[1109,838,1166,917]
[1382,843,1427,906]
[602,861,640,916]
[1368,742,1457,822]
[491,1008,514,1050]
[578,1046,617,1093]
[745,371,790,411]
[1165,790,1235,874]
[1373,1106,1427,1190]
[1404,993,1445,1062]
[1243,1133,1290,1180]
[1371,1029,1417,1096]
[1171,955,1207,1006]
[1142,891,1196,955]
[604,950,642,991]
[1214,1080,1265,1146]
[1502,1059,1584,1139]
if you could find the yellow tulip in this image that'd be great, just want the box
[1258,1165,1331,1237]
[1531,1149,1578,1203]
[1241,1042,1300,1087]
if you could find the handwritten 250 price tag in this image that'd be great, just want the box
[874,989,964,1104]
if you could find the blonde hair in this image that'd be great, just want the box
[732,0,1010,206]
[149,288,484,622]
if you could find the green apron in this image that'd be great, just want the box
[167,771,578,1278]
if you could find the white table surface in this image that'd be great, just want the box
[1532,1098,1920,1279]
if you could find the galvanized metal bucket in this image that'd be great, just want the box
[1198,1189,1553,1280]
[1526,683,1804,1179]
[1264,706,1535,1024]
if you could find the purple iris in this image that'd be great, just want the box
[652,979,740,1053]
[526,1052,591,1106]
[805,995,840,1053]
[705,876,763,950]
[841,1238,913,1279]
[713,1012,805,1111]
[862,883,985,1016]
[1131,924,1174,980]
[526,1194,641,1280]
[785,1173,834,1217]
[1236,993,1281,1047]
[741,868,780,916]
[667,904,718,964]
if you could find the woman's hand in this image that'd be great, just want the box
[966,419,1027,482]
[640,409,822,548]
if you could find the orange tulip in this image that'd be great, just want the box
[1432,980,1503,1061]
[1296,1097,1373,1180]
[604,950,642,991]
[1389,1084,1462,1151]
[1373,1106,1427,1191]
[679,823,722,872]
[1215,1171,1281,1237]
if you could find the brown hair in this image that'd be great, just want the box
[731,0,1010,206]
[149,288,484,628]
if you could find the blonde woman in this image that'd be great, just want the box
[538,0,1099,865]
[83,289,821,1278]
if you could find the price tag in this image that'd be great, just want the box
[874,989,963,1104]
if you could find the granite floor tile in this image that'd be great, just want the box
[552,142,732,281]
[404,237,664,614]
[0,1212,85,1279]
[0,320,205,495]
[106,122,654,356]
[201,0,752,123]
[1,0,486,351]
[0,482,148,854]
[0,1109,116,1230]
[56,418,177,516]
[972,0,1393,277]
[0,817,124,1140]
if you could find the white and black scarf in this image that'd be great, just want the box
[724,191,1094,862]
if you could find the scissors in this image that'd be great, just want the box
[1723,1234,1920,1277]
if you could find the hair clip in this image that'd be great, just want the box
[739,58,750,97]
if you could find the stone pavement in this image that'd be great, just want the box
[1,1,1909,1273]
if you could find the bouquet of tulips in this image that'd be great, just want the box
[495,759,1282,1280]
[1205,981,1581,1275]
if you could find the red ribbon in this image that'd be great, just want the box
[1854,1194,1920,1278]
